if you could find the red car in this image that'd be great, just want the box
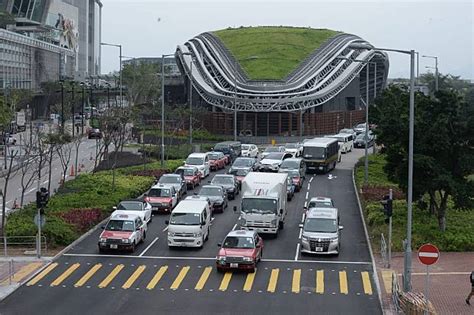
[144,185,178,213]
[286,169,304,192]
[216,230,263,273]
[208,152,226,171]
[234,169,249,189]
[175,166,201,189]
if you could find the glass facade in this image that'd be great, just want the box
[11,0,48,22]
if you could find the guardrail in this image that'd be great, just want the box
[0,236,47,256]
[391,272,401,313]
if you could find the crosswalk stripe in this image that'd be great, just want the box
[316,270,324,294]
[243,269,256,292]
[267,268,279,293]
[74,264,102,287]
[50,263,80,287]
[1,262,43,285]
[195,267,212,291]
[339,271,348,294]
[361,271,373,295]
[26,263,58,286]
[170,266,190,290]
[292,269,301,293]
[146,266,168,290]
[122,265,146,289]
[219,272,232,291]
[98,264,124,288]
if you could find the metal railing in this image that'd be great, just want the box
[391,272,401,313]
[381,233,388,268]
[0,236,47,256]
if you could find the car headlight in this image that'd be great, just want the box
[217,256,226,261]
[228,187,235,192]
[168,232,176,237]
[329,237,339,242]
[301,236,308,242]
[271,219,277,226]
[240,217,247,226]
[243,257,253,262]
[193,232,202,237]
[122,238,131,243]
[99,238,107,243]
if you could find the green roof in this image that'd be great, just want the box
[213,27,340,81]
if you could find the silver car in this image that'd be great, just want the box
[300,207,343,255]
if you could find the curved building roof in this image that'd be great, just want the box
[175,27,389,112]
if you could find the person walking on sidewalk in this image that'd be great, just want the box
[467,271,474,305]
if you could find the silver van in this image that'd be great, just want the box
[300,207,343,255]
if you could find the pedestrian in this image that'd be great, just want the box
[467,271,474,305]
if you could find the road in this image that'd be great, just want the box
[0,148,381,314]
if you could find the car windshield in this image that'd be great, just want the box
[223,236,255,249]
[182,169,194,176]
[340,129,353,134]
[304,218,337,233]
[285,143,298,148]
[241,198,277,214]
[212,177,233,185]
[235,169,249,176]
[117,202,142,211]
[308,201,333,208]
[233,158,253,167]
[264,147,280,153]
[169,213,201,225]
[356,134,367,141]
[280,160,299,169]
[356,123,366,129]
[303,147,325,159]
[105,219,135,232]
[148,188,171,197]
[186,157,204,165]
[208,153,220,160]
[200,187,223,196]
[242,145,250,150]
[159,176,181,184]
[287,170,300,178]
[264,153,284,160]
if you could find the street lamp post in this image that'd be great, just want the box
[189,59,193,146]
[422,55,439,91]
[161,53,175,167]
[80,82,86,134]
[71,84,75,138]
[60,81,65,134]
[101,43,123,106]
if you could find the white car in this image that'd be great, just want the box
[185,153,210,178]
[241,144,259,158]
[98,213,147,253]
[112,200,153,223]
[306,196,335,210]
[261,146,285,159]
[258,152,293,172]
[284,143,302,157]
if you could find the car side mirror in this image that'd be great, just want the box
[339,225,344,230]
[299,223,304,228]
[165,220,169,225]
[136,226,141,231]
[233,205,237,212]
[193,192,198,195]
[303,206,307,211]
[101,225,105,229]
[144,193,148,198]
[208,180,211,183]
[112,206,117,210]
[217,243,221,247]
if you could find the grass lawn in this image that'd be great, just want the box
[214,26,340,80]
[356,154,474,252]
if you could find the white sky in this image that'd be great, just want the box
[100,0,473,80]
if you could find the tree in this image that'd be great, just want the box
[1,149,18,245]
[18,132,41,207]
[0,10,15,29]
[373,85,474,231]
[122,63,161,106]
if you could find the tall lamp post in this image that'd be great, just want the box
[422,55,439,91]
[180,52,194,146]
[80,82,86,134]
[101,42,123,106]
[161,53,176,167]
[349,43,416,292]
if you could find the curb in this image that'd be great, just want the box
[352,168,384,313]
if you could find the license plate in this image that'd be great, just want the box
[315,247,323,252]
[152,207,159,210]
[110,244,118,249]
[230,263,238,268]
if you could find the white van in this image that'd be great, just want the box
[185,153,210,178]
[326,133,354,153]
[166,199,211,248]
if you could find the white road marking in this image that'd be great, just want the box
[298,228,303,240]
[307,183,311,190]
[304,202,307,208]
[301,213,305,223]
[231,223,237,231]
[27,187,36,193]
[294,243,300,261]
[139,237,159,257]
[305,192,309,200]
[309,176,314,183]
[162,226,168,232]
[42,180,49,185]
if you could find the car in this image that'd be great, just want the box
[98,213,147,253]
[158,174,187,199]
[144,184,178,213]
[175,166,201,189]
[74,114,84,126]
[307,196,335,210]
[233,168,250,189]
[185,195,212,210]
[339,128,357,139]
[261,146,285,159]
[88,128,102,139]
[208,151,226,171]
[279,157,306,175]
[112,200,152,223]
[353,123,368,135]
[241,144,259,158]
[185,153,211,178]
[281,169,304,192]
[198,185,227,213]
[213,141,241,163]
[284,143,302,157]
[228,157,257,174]
[216,230,263,273]
[258,152,293,172]
[286,176,296,201]
[300,207,342,255]
[354,131,375,148]
[210,174,239,200]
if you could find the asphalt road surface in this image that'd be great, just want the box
[0,148,381,315]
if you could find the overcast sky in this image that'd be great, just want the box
[100,0,473,80]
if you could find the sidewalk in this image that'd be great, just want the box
[376,252,473,314]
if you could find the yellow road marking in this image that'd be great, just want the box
[339,270,348,294]
[381,269,393,294]
[243,269,256,292]
[74,264,102,287]
[267,268,279,293]
[195,267,212,291]
[219,272,232,291]
[122,265,146,289]
[170,266,190,290]
[316,270,324,294]
[361,271,373,295]
[0,262,43,285]
[146,266,168,290]
[50,263,80,287]
[98,264,124,288]
[292,269,301,293]
[26,263,58,286]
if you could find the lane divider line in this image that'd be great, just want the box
[146,266,168,290]
[243,269,256,292]
[50,263,80,287]
[267,269,279,293]
[26,263,58,286]
[139,237,159,257]
[294,243,300,261]
[98,264,124,288]
[74,263,102,287]
[316,270,324,294]
[170,266,190,290]
[122,265,146,289]
[219,272,232,291]
[298,228,303,240]
[309,176,314,183]
[195,266,212,291]
[305,192,309,200]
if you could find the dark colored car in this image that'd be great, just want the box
[198,185,228,213]
[286,176,296,201]
[158,174,187,198]
[88,128,102,139]
[354,131,375,148]
[283,169,304,192]
[210,174,239,200]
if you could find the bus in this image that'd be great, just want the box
[302,137,339,173]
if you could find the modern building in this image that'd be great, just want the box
[175,27,389,136]
[0,0,102,90]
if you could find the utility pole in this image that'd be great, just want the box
[71,84,75,137]
[189,59,193,146]
[60,81,65,134]
[364,63,369,184]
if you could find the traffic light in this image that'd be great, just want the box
[380,194,393,223]
[36,187,49,209]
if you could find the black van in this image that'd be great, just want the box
[213,141,242,162]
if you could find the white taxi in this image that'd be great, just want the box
[98,213,147,253]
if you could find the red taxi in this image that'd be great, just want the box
[216,230,263,273]
[98,213,147,253]
[175,166,201,189]
[234,168,249,189]
[208,151,226,171]
[144,184,178,213]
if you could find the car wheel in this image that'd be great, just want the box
[130,241,136,253]
[149,215,153,223]
[279,221,284,230]
[142,231,146,242]
[98,247,105,254]
[249,264,256,273]
[258,250,263,262]
[200,235,205,248]
[205,228,210,241]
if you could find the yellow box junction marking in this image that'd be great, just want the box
[146,266,168,290]
[122,265,146,289]
[74,264,102,287]
[98,264,124,288]
[170,266,190,290]
[195,267,212,291]
[50,263,80,287]
[26,263,58,286]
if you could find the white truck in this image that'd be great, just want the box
[236,172,288,235]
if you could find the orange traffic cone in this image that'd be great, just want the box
[70,165,75,176]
